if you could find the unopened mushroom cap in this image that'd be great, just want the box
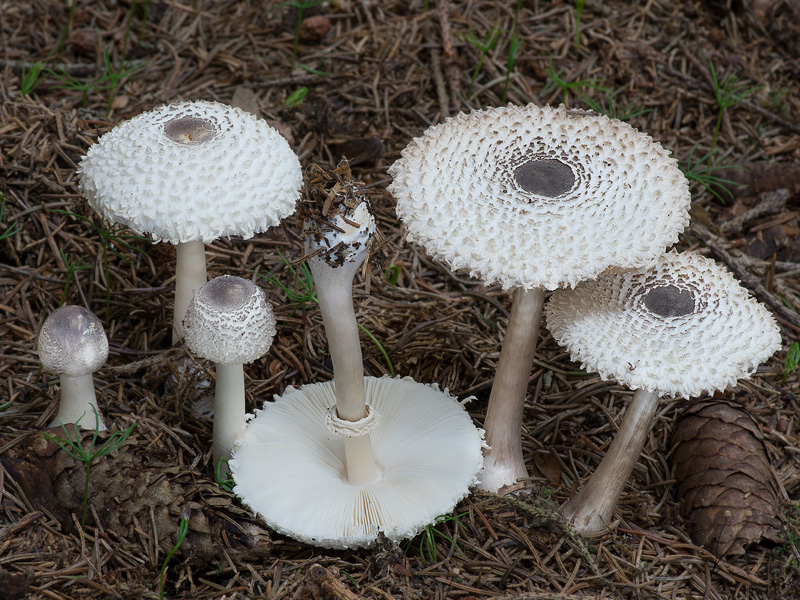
[78,100,302,244]
[183,275,276,365]
[546,251,781,398]
[37,305,109,377]
[230,376,485,549]
[387,104,690,290]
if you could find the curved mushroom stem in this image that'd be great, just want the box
[50,373,107,431]
[173,240,208,344]
[560,388,661,534]
[306,200,379,486]
[213,362,246,476]
[480,287,544,491]
[309,254,379,486]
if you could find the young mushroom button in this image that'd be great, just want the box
[37,305,109,431]
[182,275,276,474]
[78,100,302,343]
[545,250,781,534]
[387,103,691,492]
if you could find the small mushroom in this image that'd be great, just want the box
[78,100,302,342]
[387,104,691,491]
[182,275,276,472]
[230,164,485,548]
[546,250,781,534]
[37,305,109,430]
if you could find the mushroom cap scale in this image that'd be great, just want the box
[230,376,485,549]
[78,100,302,244]
[37,305,109,378]
[387,104,690,290]
[546,251,781,399]
[183,275,276,365]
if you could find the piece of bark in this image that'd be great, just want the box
[669,399,783,557]
[294,564,362,600]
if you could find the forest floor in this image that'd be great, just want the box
[2,0,800,598]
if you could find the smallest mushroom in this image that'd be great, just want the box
[183,275,276,475]
[37,305,109,431]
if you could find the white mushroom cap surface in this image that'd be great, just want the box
[546,251,781,398]
[387,104,690,290]
[78,100,302,244]
[230,376,485,549]
[183,275,276,365]
[37,305,109,377]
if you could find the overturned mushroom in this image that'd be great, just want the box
[230,163,484,548]
[78,100,302,342]
[387,103,691,491]
[37,305,109,430]
[546,250,781,534]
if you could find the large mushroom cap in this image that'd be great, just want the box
[78,100,302,244]
[183,275,276,365]
[230,376,485,549]
[387,104,690,290]
[37,305,109,378]
[546,251,781,398]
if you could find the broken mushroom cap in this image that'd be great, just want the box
[230,376,486,549]
[387,103,690,291]
[183,275,276,366]
[78,100,302,245]
[546,250,781,399]
[37,305,109,430]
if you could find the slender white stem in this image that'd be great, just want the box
[560,388,661,534]
[50,373,106,431]
[309,255,379,486]
[173,240,208,344]
[480,287,545,491]
[213,362,246,475]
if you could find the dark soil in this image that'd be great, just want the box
[2,0,800,598]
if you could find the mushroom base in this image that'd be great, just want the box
[230,376,485,549]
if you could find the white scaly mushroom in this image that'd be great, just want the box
[230,163,485,548]
[78,100,302,342]
[387,103,691,491]
[546,250,781,534]
[182,275,276,473]
[37,305,109,431]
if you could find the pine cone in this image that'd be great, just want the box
[669,399,783,557]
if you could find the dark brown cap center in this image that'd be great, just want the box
[514,158,575,197]
[164,117,216,145]
[643,284,695,317]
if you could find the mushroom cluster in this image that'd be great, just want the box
[78,100,302,342]
[388,103,691,491]
[546,250,780,533]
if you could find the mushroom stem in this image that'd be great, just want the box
[50,374,107,431]
[309,254,379,486]
[480,287,545,491]
[173,240,208,343]
[213,362,246,474]
[560,388,661,534]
